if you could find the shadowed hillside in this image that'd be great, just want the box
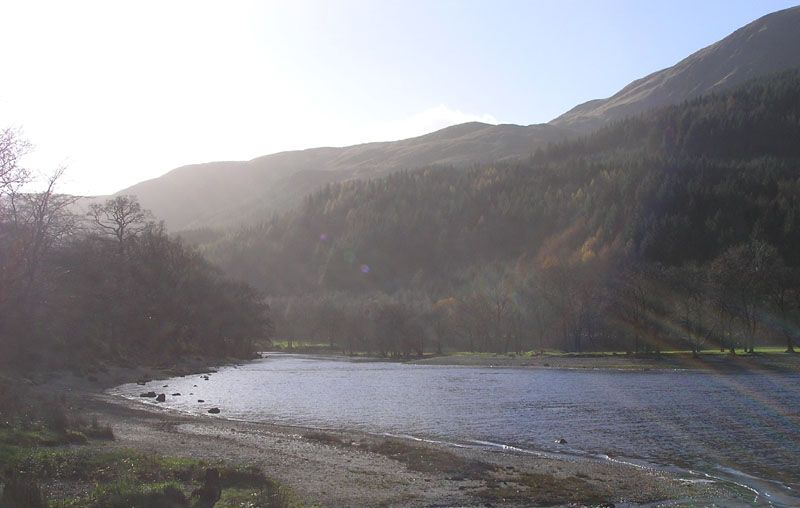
[199,71,800,356]
[205,70,800,296]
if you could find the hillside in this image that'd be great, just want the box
[551,5,800,131]
[192,70,800,357]
[205,70,800,296]
[116,7,800,232]
[119,122,572,230]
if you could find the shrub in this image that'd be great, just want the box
[42,403,68,434]
[87,481,189,508]
[0,473,48,508]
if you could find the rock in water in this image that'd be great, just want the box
[140,391,157,398]
[156,393,166,402]
[208,407,220,414]
[555,438,567,444]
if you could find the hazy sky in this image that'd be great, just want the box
[2,0,798,195]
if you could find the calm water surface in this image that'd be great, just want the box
[114,354,800,505]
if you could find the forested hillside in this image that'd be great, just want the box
[205,71,800,356]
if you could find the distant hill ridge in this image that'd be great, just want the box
[551,6,800,131]
[120,122,572,230]
[116,6,800,230]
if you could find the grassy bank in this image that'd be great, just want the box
[408,348,800,371]
[404,349,800,373]
[268,342,800,372]
[0,377,301,508]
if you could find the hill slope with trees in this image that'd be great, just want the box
[204,70,800,357]
[118,122,573,230]
[117,6,800,232]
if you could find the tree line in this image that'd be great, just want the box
[269,243,798,356]
[0,129,271,369]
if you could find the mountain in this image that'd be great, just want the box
[118,6,800,231]
[551,6,800,131]
[119,122,573,230]
[205,70,800,296]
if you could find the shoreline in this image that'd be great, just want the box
[39,360,766,507]
[270,348,800,373]
[83,390,750,507]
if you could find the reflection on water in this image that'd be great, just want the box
[114,354,800,504]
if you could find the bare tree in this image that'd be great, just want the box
[431,297,458,355]
[0,165,79,360]
[710,241,779,354]
[485,275,514,354]
[614,262,656,353]
[454,292,492,352]
[516,270,553,354]
[88,195,152,252]
[0,128,32,223]
[765,258,799,353]
[372,299,421,357]
[540,262,603,353]
[12,167,79,292]
[668,264,713,356]
[0,128,30,195]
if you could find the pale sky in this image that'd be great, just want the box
[2,0,798,195]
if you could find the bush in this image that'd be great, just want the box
[87,481,188,508]
[0,473,48,508]
[219,465,266,488]
[42,403,68,435]
[83,416,115,440]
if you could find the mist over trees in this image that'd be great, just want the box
[206,71,800,355]
[0,134,271,369]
